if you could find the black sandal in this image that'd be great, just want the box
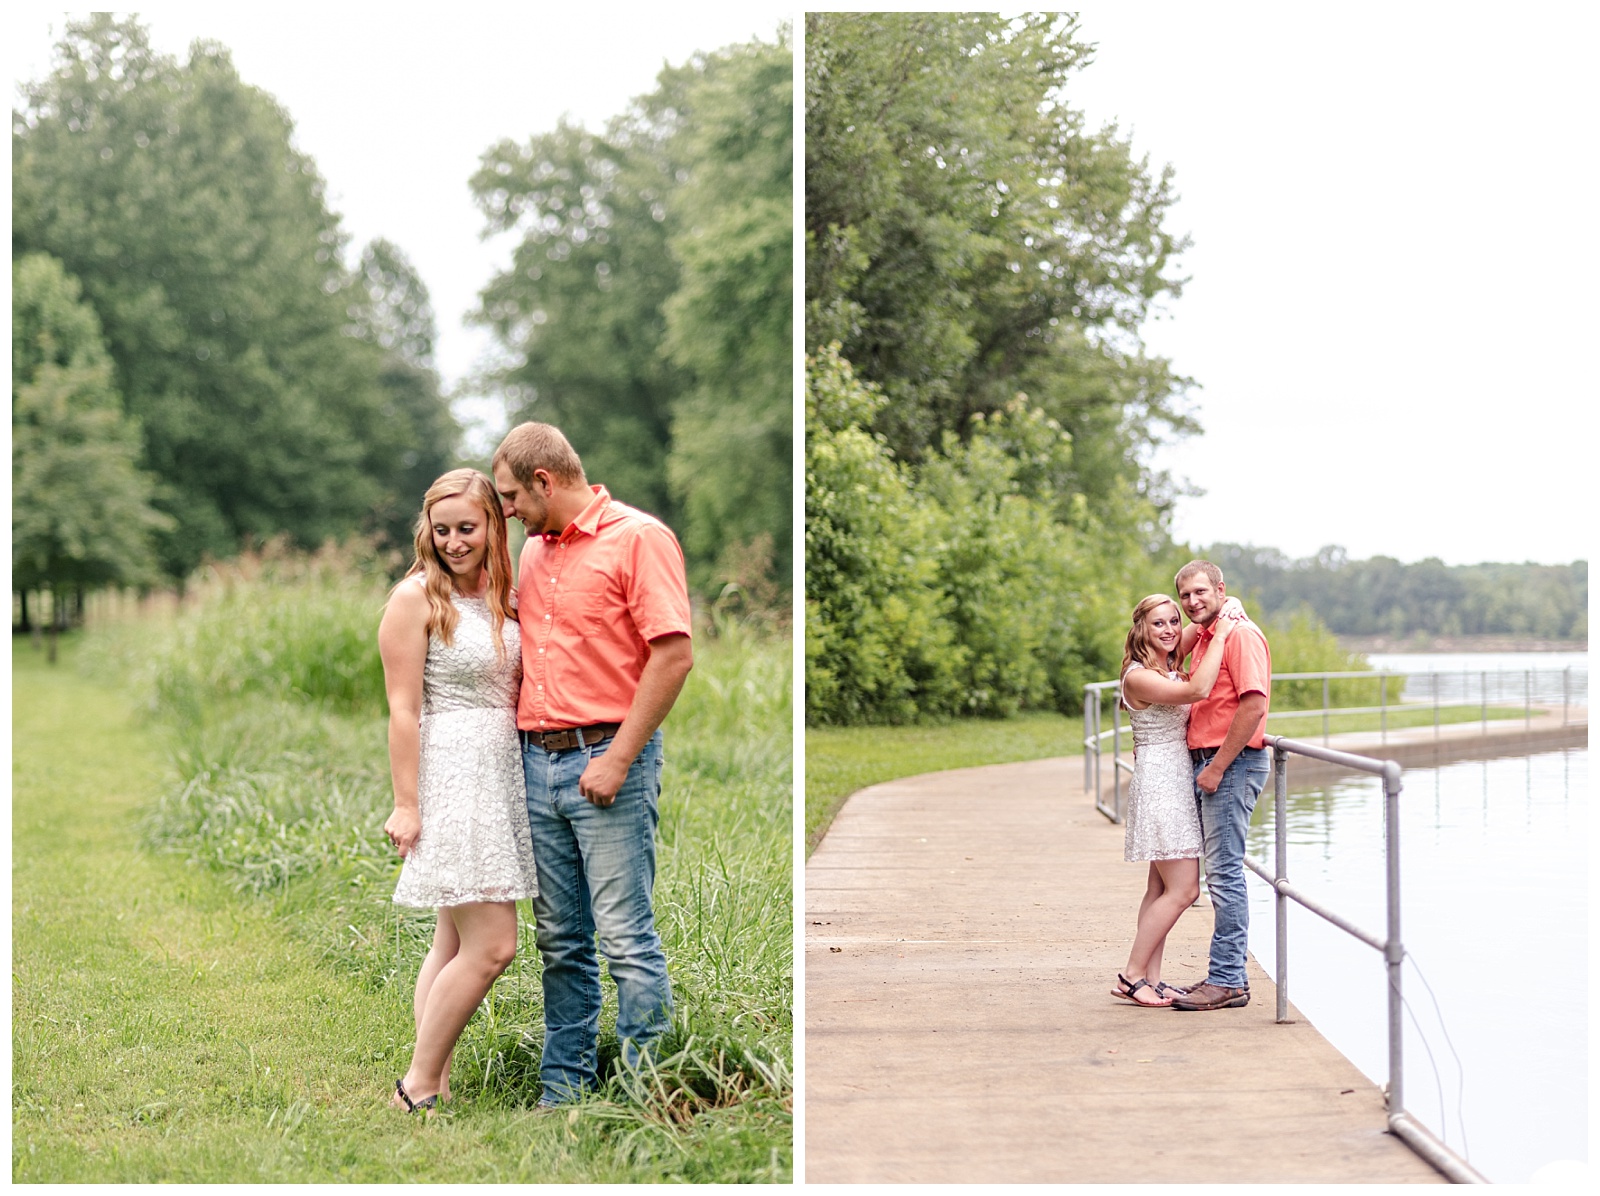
[1111,973,1171,1007]
[394,1079,438,1115]
[1154,981,1189,999]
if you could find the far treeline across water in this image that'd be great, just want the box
[13,15,791,632]
[1208,544,1587,643]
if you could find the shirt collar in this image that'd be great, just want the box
[547,485,610,543]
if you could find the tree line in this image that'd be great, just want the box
[1204,545,1587,642]
[13,15,791,633]
[805,13,1201,724]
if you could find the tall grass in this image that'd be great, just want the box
[96,544,791,1176]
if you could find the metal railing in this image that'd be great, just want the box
[1084,666,1585,822]
[1247,735,1488,1184]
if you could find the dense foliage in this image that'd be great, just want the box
[12,252,171,610]
[1208,544,1588,642]
[471,33,792,599]
[13,15,456,583]
[804,13,1199,723]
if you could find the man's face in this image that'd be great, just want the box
[492,461,551,535]
[1178,571,1225,627]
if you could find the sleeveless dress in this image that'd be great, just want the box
[1121,663,1204,862]
[392,581,539,907]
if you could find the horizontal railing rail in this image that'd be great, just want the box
[1084,666,1585,822]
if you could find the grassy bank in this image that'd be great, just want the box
[14,552,791,1182]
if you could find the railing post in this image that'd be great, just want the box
[1432,672,1439,740]
[1083,686,1093,794]
[1322,675,1330,745]
[1564,665,1570,728]
[1384,762,1404,1116]
[1274,744,1289,1024]
[1111,687,1124,822]
[1481,670,1487,733]
[1380,672,1388,744]
[1525,668,1532,732]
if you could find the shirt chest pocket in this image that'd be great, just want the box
[557,577,613,635]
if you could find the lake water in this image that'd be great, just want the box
[1365,650,1588,710]
[1242,742,1587,1183]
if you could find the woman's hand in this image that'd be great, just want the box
[1220,596,1246,621]
[384,807,422,858]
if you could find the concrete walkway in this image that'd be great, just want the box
[803,752,1455,1183]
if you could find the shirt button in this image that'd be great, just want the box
[537,684,543,690]
[538,648,544,654]
[544,614,551,620]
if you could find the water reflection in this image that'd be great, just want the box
[1243,747,1587,1183]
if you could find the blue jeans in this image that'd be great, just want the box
[522,729,672,1105]
[1194,746,1270,989]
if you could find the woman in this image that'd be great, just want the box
[379,468,538,1113]
[1110,593,1244,1008]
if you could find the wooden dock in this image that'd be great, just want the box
[803,753,1454,1183]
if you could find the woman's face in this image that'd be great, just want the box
[429,494,489,583]
[1145,602,1183,655]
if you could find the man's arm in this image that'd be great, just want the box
[578,632,693,806]
[1195,691,1267,794]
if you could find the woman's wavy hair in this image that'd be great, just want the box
[399,468,516,660]
[1120,593,1185,680]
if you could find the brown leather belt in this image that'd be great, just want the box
[519,723,621,752]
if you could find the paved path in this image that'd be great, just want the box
[804,753,1454,1184]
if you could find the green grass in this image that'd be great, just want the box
[805,711,1083,854]
[15,560,791,1182]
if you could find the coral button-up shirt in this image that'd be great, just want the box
[515,486,692,731]
[1186,618,1272,750]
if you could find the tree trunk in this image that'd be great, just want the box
[18,589,31,634]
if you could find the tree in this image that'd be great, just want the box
[470,33,793,598]
[805,12,1195,540]
[13,252,171,649]
[344,238,460,545]
[661,37,794,592]
[13,15,452,577]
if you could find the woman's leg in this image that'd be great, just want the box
[412,910,460,1101]
[1122,857,1201,1001]
[394,901,519,1106]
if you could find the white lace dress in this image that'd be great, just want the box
[392,583,538,907]
[1122,663,1204,862]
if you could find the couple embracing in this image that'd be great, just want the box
[1111,560,1272,1012]
[378,422,692,1114]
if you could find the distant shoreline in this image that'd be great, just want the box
[1337,634,1587,655]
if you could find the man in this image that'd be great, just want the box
[491,421,693,1105]
[1169,560,1271,1012]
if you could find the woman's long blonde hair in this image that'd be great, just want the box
[400,468,516,660]
[1120,593,1185,679]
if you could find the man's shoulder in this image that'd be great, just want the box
[597,499,681,546]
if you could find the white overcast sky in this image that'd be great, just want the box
[10,7,1594,567]
[1064,5,1594,567]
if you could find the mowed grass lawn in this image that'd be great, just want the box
[12,637,788,1182]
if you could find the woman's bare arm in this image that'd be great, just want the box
[1122,616,1235,706]
[379,583,430,856]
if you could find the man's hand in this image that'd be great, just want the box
[384,807,422,857]
[1196,760,1225,794]
[578,750,633,807]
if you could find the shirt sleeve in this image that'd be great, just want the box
[624,521,693,643]
[1229,625,1272,698]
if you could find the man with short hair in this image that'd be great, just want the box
[491,421,693,1105]
[1169,559,1271,1012]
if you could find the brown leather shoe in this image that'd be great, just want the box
[1171,982,1250,1011]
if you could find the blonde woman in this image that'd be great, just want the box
[379,469,537,1113]
[1110,592,1244,1008]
